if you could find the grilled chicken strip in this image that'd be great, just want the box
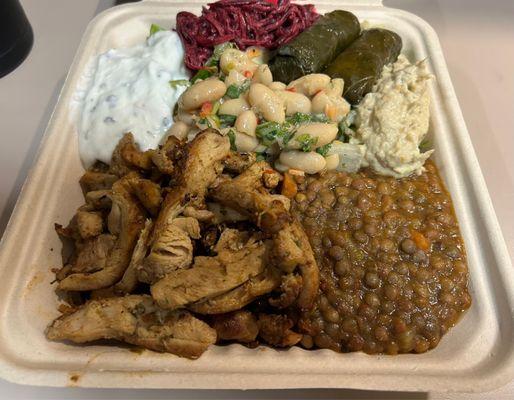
[210,161,290,233]
[58,175,146,291]
[189,267,282,315]
[141,130,230,280]
[46,295,216,359]
[138,217,200,284]
[211,310,259,343]
[151,229,271,310]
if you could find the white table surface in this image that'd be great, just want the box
[0,0,512,398]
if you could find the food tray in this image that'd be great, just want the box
[0,0,513,392]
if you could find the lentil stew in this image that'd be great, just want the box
[293,160,471,354]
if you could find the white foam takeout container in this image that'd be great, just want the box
[0,0,513,392]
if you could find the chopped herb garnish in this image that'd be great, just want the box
[169,79,190,89]
[256,152,268,162]
[419,138,432,152]
[256,121,285,146]
[295,134,318,152]
[218,114,237,128]
[191,68,216,84]
[316,143,332,157]
[225,79,251,99]
[149,24,165,37]
[337,110,357,142]
[205,42,237,68]
[286,112,312,125]
[212,100,221,115]
[227,129,237,151]
[286,112,329,125]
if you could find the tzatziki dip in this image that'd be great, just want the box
[75,30,189,167]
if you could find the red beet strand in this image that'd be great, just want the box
[176,0,318,70]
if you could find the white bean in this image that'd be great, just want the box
[248,83,285,123]
[311,92,350,122]
[325,154,339,170]
[274,161,289,173]
[326,78,345,97]
[268,81,287,91]
[288,122,338,150]
[220,48,257,75]
[167,121,189,140]
[286,74,331,96]
[235,110,258,137]
[252,64,273,85]
[225,70,247,87]
[219,98,250,116]
[275,90,312,115]
[234,132,259,152]
[279,151,327,174]
[180,78,226,111]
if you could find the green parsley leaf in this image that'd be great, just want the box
[316,143,332,157]
[212,100,221,115]
[255,121,295,147]
[149,24,165,37]
[286,112,329,125]
[256,152,266,162]
[295,134,318,152]
[191,68,216,84]
[419,138,432,152]
[218,114,237,128]
[286,112,312,125]
[225,80,251,99]
[255,122,283,147]
[337,109,357,141]
[169,79,190,89]
[227,129,237,151]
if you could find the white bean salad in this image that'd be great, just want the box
[171,43,357,175]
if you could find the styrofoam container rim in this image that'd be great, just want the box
[0,0,513,393]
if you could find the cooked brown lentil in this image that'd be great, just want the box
[293,160,471,354]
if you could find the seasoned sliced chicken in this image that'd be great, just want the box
[150,134,183,175]
[269,273,303,309]
[211,161,291,233]
[109,133,151,176]
[223,151,257,174]
[113,219,153,295]
[183,206,215,222]
[76,210,103,239]
[58,176,146,291]
[211,310,259,343]
[124,177,162,217]
[144,130,230,281]
[46,295,216,359]
[272,227,306,273]
[287,220,319,311]
[119,133,154,170]
[138,217,200,284]
[79,171,117,195]
[55,234,116,281]
[151,229,270,310]
[189,267,282,314]
[85,190,112,210]
[258,314,302,347]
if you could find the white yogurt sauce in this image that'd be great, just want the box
[76,31,189,167]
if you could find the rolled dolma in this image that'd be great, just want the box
[269,10,360,84]
[325,28,402,105]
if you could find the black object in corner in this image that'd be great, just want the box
[0,0,34,78]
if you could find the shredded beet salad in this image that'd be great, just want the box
[176,0,319,70]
